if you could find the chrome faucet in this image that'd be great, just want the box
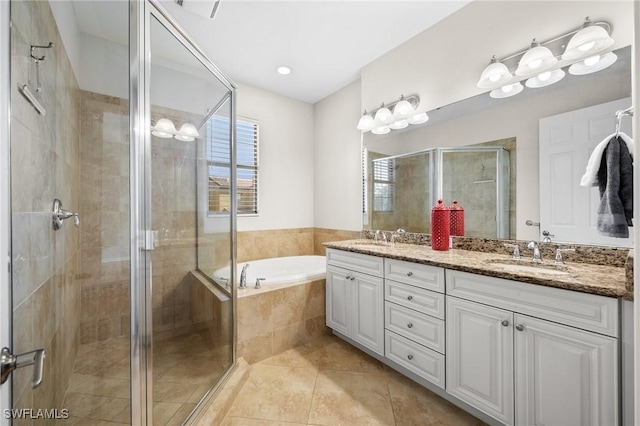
[374,230,387,245]
[239,264,249,289]
[527,241,542,262]
[503,243,521,260]
[391,228,406,245]
[555,248,576,264]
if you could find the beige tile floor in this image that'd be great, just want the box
[60,332,230,425]
[223,335,486,426]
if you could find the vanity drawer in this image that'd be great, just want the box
[385,302,445,354]
[326,248,384,277]
[446,269,619,337]
[385,330,445,389]
[385,258,445,292]
[385,280,445,319]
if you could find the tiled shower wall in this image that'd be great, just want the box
[10,0,81,414]
[79,93,202,343]
[78,91,130,344]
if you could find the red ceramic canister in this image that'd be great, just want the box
[449,200,465,237]
[431,199,450,251]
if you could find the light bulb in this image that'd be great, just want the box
[528,58,542,69]
[584,54,601,66]
[489,73,501,82]
[578,41,596,52]
[389,119,408,130]
[371,126,390,135]
[407,112,428,125]
[374,105,393,124]
[501,84,514,93]
[538,71,552,82]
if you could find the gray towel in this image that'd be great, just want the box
[597,136,634,238]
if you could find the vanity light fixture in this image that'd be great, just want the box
[568,51,617,75]
[151,118,177,138]
[562,19,614,61]
[477,17,614,99]
[525,69,566,88]
[515,40,557,77]
[358,95,426,134]
[151,118,199,141]
[489,82,523,99]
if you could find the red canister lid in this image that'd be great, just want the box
[450,200,464,210]
[432,199,448,211]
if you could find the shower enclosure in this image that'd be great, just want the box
[1,1,236,424]
[369,146,510,238]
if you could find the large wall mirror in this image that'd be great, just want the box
[363,46,631,247]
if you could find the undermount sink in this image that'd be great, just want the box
[486,259,572,276]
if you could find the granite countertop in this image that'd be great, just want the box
[324,239,631,300]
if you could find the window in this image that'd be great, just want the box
[207,116,258,215]
[373,157,395,212]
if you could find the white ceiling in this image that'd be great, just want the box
[73,1,471,104]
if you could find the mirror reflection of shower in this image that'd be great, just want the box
[368,141,513,239]
[473,164,496,184]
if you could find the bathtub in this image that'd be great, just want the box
[213,255,326,290]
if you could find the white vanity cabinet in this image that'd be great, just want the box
[446,269,619,426]
[384,259,446,388]
[326,249,385,355]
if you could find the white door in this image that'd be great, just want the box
[326,266,350,336]
[514,314,618,426]
[539,97,632,246]
[446,296,514,425]
[351,273,384,355]
[0,0,10,421]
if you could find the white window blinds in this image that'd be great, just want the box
[373,157,395,212]
[207,116,259,214]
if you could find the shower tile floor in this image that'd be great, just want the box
[222,335,486,425]
[60,332,229,425]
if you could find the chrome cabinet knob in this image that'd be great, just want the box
[407,323,413,329]
[501,320,509,327]
[406,271,413,277]
[407,295,413,301]
[516,324,525,332]
[407,354,414,360]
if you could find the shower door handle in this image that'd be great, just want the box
[1,347,46,388]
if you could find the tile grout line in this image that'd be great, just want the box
[387,382,398,426]
[304,368,320,425]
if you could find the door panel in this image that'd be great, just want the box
[539,97,632,246]
[326,267,350,335]
[514,314,618,426]
[352,273,384,355]
[446,297,514,425]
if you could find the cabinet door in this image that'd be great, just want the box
[514,314,618,426]
[446,297,514,425]
[352,273,384,355]
[326,266,350,335]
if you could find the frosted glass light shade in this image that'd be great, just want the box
[568,51,617,75]
[477,61,512,89]
[562,25,614,60]
[490,82,523,99]
[374,105,393,125]
[175,123,199,141]
[515,45,557,77]
[152,118,177,138]
[392,98,414,119]
[525,69,565,88]
[407,112,429,125]
[357,112,375,131]
[371,125,390,135]
[389,119,409,130]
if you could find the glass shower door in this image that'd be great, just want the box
[7,0,132,424]
[147,9,235,424]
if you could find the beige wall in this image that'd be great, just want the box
[10,0,81,412]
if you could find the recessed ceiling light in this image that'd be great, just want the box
[276,65,292,75]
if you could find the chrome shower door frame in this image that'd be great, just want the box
[129,1,238,423]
